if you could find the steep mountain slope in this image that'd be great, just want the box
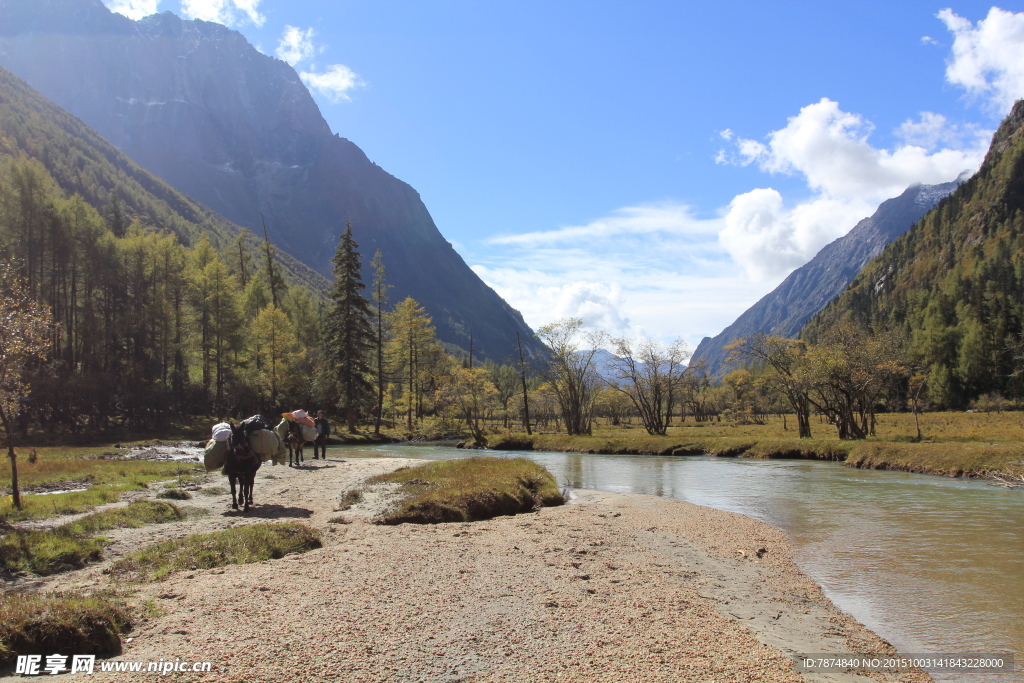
[0,65,325,292]
[0,0,540,362]
[803,101,1024,406]
[690,179,963,377]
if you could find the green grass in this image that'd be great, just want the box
[0,500,184,575]
[367,457,564,525]
[107,522,322,582]
[56,500,184,537]
[0,592,132,670]
[0,531,105,576]
[0,451,197,523]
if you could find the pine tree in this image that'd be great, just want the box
[370,250,392,436]
[325,221,374,432]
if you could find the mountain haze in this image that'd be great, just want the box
[690,178,964,377]
[0,0,540,361]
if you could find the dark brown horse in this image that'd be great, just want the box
[226,422,261,511]
[283,419,306,467]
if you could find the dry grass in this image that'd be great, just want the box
[367,457,564,525]
[107,522,322,582]
[156,489,192,500]
[488,411,1024,478]
[0,592,132,670]
[845,443,1024,477]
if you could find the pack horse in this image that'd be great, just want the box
[225,422,262,511]
[278,410,322,467]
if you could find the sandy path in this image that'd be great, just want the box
[3,455,928,682]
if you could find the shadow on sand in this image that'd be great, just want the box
[221,504,313,519]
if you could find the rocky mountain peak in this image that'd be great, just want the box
[0,0,541,361]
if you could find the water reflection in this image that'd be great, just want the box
[333,443,1023,680]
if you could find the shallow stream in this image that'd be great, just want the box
[332,442,1024,681]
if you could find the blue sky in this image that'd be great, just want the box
[105,0,1024,349]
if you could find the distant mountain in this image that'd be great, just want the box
[690,177,964,377]
[0,0,541,362]
[802,101,1024,407]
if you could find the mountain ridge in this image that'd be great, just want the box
[800,100,1024,406]
[690,177,964,377]
[0,0,541,362]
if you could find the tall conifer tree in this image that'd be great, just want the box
[325,221,374,432]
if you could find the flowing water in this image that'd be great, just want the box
[331,443,1024,681]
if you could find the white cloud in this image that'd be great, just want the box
[300,64,365,103]
[468,202,744,345]
[472,93,991,341]
[719,190,873,281]
[489,203,719,248]
[276,26,316,66]
[896,111,953,149]
[731,98,983,200]
[103,0,159,19]
[940,7,1024,112]
[179,0,264,27]
[709,98,987,280]
[895,111,990,151]
[921,35,940,46]
[471,257,751,350]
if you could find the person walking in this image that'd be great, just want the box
[314,410,330,459]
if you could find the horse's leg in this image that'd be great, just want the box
[243,474,252,511]
[229,473,239,510]
[288,445,294,467]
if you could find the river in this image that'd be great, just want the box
[331,442,1023,681]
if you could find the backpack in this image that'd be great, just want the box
[240,414,271,435]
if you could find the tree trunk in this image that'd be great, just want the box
[0,405,21,509]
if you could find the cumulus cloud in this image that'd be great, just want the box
[719,190,873,280]
[712,98,987,280]
[276,26,316,66]
[104,0,159,19]
[730,98,983,199]
[939,7,1024,112]
[179,0,264,27]
[300,64,365,103]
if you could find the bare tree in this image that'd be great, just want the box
[609,336,690,435]
[535,318,607,435]
[726,334,814,438]
[0,260,53,509]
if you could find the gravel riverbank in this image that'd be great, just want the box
[2,456,927,682]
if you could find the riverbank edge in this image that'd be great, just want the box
[1,456,928,683]
[485,433,1024,480]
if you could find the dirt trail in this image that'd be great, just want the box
[2,455,927,683]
